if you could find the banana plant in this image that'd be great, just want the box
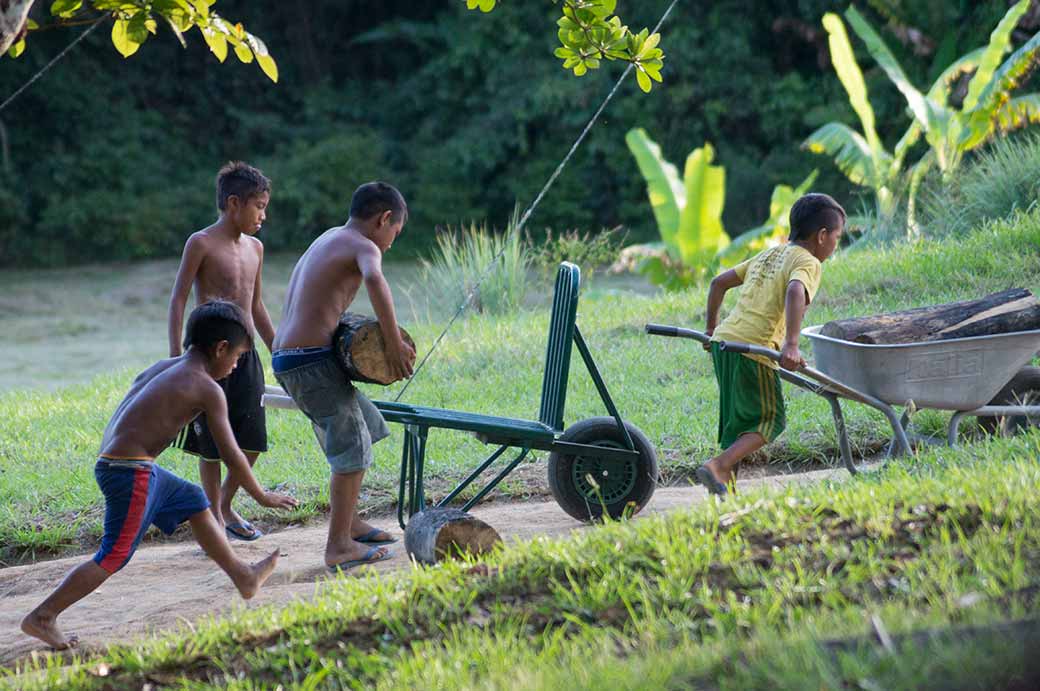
[621,128,727,289]
[802,12,903,220]
[808,2,1040,236]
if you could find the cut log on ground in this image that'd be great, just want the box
[820,288,1040,344]
[333,312,416,385]
[404,508,502,564]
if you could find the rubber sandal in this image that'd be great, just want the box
[356,528,398,545]
[327,546,393,573]
[225,521,263,541]
[694,466,728,496]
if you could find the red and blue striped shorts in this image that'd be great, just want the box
[92,457,209,574]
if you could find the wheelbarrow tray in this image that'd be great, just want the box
[803,325,1040,410]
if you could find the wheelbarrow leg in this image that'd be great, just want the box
[823,393,856,475]
[397,425,429,530]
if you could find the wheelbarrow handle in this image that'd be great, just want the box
[718,340,782,362]
[644,323,710,344]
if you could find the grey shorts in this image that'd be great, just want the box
[273,354,390,474]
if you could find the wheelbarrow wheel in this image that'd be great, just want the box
[980,365,1040,436]
[548,417,658,522]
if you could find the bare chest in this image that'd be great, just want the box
[195,249,259,304]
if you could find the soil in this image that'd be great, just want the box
[0,468,842,667]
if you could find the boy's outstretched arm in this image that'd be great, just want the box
[202,382,298,510]
[168,236,205,357]
[251,242,276,353]
[780,280,809,370]
[704,269,743,349]
[357,246,416,381]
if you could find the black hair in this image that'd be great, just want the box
[183,300,253,353]
[789,193,846,242]
[349,181,408,223]
[216,161,271,211]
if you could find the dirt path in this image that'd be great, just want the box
[0,468,841,665]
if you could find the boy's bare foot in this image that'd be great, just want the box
[21,611,78,650]
[325,540,390,570]
[234,548,280,599]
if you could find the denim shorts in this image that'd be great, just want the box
[273,351,390,474]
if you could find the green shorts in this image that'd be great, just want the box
[710,342,786,449]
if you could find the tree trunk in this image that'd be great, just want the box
[403,508,502,564]
[820,289,1040,344]
[333,312,415,385]
[0,0,34,56]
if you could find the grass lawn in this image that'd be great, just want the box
[6,433,1039,689]
[2,210,1040,563]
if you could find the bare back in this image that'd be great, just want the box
[274,227,376,350]
[100,357,218,459]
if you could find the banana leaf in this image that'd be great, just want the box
[676,143,727,267]
[962,0,1029,112]
[625,127,684,250]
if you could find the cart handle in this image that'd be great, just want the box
[644,323,782,362]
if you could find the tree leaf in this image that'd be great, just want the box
[202,26,227,62]
[111,17,141,58]
[927,48,984,103]
[50,0,82,19]
[821,13,883,158]
[962,0,1029,112]
[624,128,684,250]
[234,42,253,63]
[677,142,727,267]
[7,39,26,58]
[802,122,883,187]
[844,6,943,135]
[256,54,278,82]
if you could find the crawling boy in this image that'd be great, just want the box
[272,182,415,572]
[169,161,276,541]
[696,193,845,495]
[21,301,298,650]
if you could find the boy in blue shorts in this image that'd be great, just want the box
[696,193,845,496]
[21,301,297,651]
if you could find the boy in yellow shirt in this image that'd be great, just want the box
[696,193,845,495]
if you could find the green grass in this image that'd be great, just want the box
[3,208,1040,563]
[5,433,1039,689]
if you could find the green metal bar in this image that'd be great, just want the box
[438,445,510,507]
[459,447,531,512]
[573,325,635,450]
[397,428,412,530]
[412,427,428,517]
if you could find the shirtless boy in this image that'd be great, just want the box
[169,161,276,541]
[21,301,298,650]
[273,181,415,572]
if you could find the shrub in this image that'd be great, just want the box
[919,133,1040,238]
[527,226,626,281]
[421,216,530,317]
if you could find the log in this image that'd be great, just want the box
[333,312,416,385]
[403,508,502,564]
[819,288,1040,345]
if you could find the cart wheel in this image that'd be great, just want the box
[980,365,1040,436]
[548,417,658,522]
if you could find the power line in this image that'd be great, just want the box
[393,0,682,402]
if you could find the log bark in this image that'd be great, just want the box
[403,508,502,564]
[333,312,415,385]
[819,288,1040,344]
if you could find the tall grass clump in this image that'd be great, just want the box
[919,133,1040,238]
[421,214,530,317]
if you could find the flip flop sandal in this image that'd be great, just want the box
[356,528,398,545]
[694,466,728,496]
[327,546,393,573]
[225,521,263,541]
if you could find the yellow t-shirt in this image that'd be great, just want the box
[711,244,822,368]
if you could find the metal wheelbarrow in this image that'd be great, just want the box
[646,323,1040,474]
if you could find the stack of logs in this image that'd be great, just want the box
[820,288,1040,345]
